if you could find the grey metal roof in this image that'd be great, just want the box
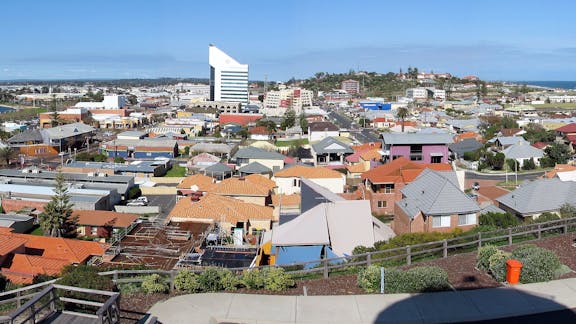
[481,204,507,215]
[381,133,454,145]
[43,123,95,139]
[204,163,233,174]
[0,214,33,222]
[238,162,272,174]
[496,178,576,216]
[117,130,147,138]
[502,141,544,159]
[495,136,528,146]
[233,146,285,160]
[66,160,163,173]
[8,129,43,144]
[311,137,353,154]
[399,169,480,217]
[103,138,177,148]
[0,169,133,184]
[191,143,233,154]
[449,138,484,156]
[309,121,339,132]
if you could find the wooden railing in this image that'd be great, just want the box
[0,284,120,324]
[96,217,576,287]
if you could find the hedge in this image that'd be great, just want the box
[357,265,450,293]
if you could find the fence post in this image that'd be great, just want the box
[113,271,118,283]
[169,270,176,292]
[443,240,448,258]
[16,290,21,308]
[508,228,513,246]
[366,253,372,266]
[322,259,329,279]
[406,246,411,265]
[49,288,56,312]
[563,224,568,234]
[477,232,482,248]
[537,223,541,240]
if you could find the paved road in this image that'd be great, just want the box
[328,110,380,143]
[465,170,545,181]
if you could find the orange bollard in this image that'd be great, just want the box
[506,259,523,285]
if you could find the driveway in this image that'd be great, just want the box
[145,194,177,222]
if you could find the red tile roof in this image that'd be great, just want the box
[556,123,576,133]
[219,114,263,126]
[532,142,549,149]
[72,210,139,228]
[500,128,523,136]
[361,157,452,183]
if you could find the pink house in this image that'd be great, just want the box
[380,133,453,164]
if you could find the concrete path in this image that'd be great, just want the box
[148,278,576,324]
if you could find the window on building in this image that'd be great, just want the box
[458,213,476,226]
[410,145,423,153]
[382,183,394,194]
[431,156,442,163]
[410,155,423,161]
[91,227,98,236]
[293,179,300,187]
[432,215,451,228]
[377,201,387,208]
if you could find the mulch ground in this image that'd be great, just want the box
[118,233,576,321]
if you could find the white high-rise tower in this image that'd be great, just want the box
[209,44,249,104]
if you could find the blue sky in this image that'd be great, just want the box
[1,0,576,81]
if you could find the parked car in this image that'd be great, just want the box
[472,182,480,191]
[127,196,149,206]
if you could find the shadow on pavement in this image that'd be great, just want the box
[374,287,576,323]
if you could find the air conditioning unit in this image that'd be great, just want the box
[31,169,41,174]
[87,172,95,177]
[21,168,31,174]
[97,172,108,177]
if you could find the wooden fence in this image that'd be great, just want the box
[96,217,576,289]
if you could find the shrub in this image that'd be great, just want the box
[357,265,382,293]
[512,245,560,283]
[357,266,450,294]
[241,269,265,290]
[262,267,294,291]
[127,186,142,200]
[476,245,499,271]
[479,212,519,228]
[117,282,141,295]
[488,250,511,282]
[32,274,58,285]
[533,212,560,223]
[141,274,168,294]
[174,270,200,292]
[219,268,240,291]
[197,267,225,292]
[59,265,112,291]
[404,266,450,293]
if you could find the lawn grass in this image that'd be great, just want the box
[532,102,576,109]
[28,225,44,236]
[165,165,186,177]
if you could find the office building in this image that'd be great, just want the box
[209,45,249,104]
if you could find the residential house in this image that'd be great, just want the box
[381,133,453,164]
[394,169,481,234]
[238,162,273,177]
[100,138,179,159]
[176,173,216,195]
[203,163,234,180]
[493,136,529,150]
[219,113,263,127]
[73,210,139,241]
[0,228,107,284]
[232,146,285,171]
[8,122,95,157]
[496,178,576,219]
[498,128,526,137]
[502,141,544,168]
[0,214,34,233]
[273,165,345,195]
[308,121,340,142]
[187,152,220,172]
[167,193,275,234]
[345,142,382,178]
[190,143,234,158]
[310,137,353,167]
[360,157,453,216]
[271,193,301,220]
[63,160,169,177]
[372,118,396,130]
[39,108,92,128]
[208,176,272,206]
[449,138,483,159]
[555,123,576,149]
[249,126,274,141]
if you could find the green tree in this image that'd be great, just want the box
[113,156,125,163]
[522,158,536,170]
[500,116,519,129]
[559,203,576,218]
[281,109,296,130]
[38,172,76,237]
[299,113,308,132]
[522,123,555,144]
[0,147,17,166]
[396,107,409,132]
[488,152,505,170]
[544,143,571,165]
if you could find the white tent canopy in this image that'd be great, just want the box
[271,200,375,257]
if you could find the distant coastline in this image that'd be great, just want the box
[512,81,576,90]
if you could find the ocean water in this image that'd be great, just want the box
[514,81,576,90]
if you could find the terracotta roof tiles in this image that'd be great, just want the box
[72,210,139,228]
[177,174,216,190]
[274,165,344,179]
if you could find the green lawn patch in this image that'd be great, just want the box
[165,165,186,177]
[28,225,44,236]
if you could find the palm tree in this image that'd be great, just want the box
[396,107,409,132]
[0,147,17,166]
